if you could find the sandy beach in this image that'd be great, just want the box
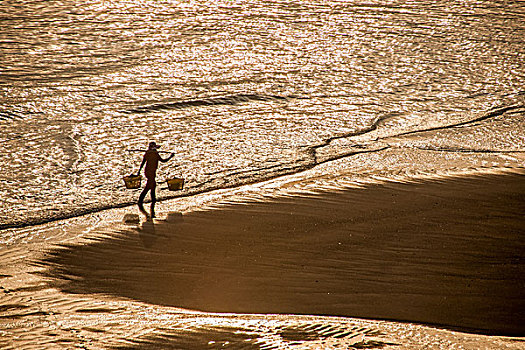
[35,171,524,340]
[0,170,524,348]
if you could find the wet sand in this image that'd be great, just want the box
[39,172,525,338]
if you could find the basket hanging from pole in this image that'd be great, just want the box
[123,175,142,189]
[166,177,184,191]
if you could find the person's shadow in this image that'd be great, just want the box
[136,203,156,247]
[138,217,157,248]
[136,205,183,248]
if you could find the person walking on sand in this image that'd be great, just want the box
[137,141,174,217]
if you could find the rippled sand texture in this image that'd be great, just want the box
[2,172,522,349]
[1,0,524,228]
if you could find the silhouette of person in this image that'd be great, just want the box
[137,141,174,217]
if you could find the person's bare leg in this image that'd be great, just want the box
[138,202,149,218]
[150,183,157,218]
[139,179,154,218]
[138,187,148,205]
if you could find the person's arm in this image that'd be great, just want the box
[160,153,175,163]
[137,156,146,176]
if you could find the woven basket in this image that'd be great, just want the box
[123,175,142,189]
[166,177,184,191]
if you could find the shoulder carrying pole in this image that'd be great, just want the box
[127,149,173,154]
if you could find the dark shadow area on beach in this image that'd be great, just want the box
[39,173,525,336]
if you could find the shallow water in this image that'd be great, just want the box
[1,0,524,229]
